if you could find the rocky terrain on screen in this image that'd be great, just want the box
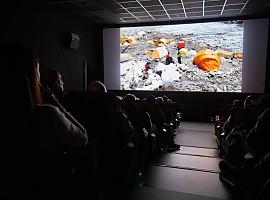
[120,21,243,92]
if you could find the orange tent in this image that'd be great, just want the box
[193,49,221,72]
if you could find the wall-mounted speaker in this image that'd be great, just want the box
[63,32,80,49]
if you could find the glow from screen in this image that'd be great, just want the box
[120,21,243,92]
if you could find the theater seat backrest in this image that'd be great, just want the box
[2,73,35,197]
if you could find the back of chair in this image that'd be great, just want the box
[63,91,118,145]
[2,73,36,198]
[230,106,261,130]
[63,91,120,198]
[256,174,270,200]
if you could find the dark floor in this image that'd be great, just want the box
[128,121,239,200]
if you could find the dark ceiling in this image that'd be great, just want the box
[28,0,270,25]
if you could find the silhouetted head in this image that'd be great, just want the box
[87,81,107,93]
[155,97,164,105]
[162,95,168,103]
[41,69,64,97]
[123,93,136,104]
[146,95,156,105]
[244,95,257,108]
[122,93,136,112]
[258,94,270,111]
[232,99,243,107]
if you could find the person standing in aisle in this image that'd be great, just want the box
[177,47,181,64]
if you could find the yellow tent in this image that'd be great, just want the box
[150,46,168,59]
[215,49,233,59]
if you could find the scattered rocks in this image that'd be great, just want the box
[120,22,243,92]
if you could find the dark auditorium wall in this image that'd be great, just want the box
[266,19,270,93]
[1,8,103,91]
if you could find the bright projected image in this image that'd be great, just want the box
[120,21,243,92]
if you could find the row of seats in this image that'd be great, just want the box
[40,91,182,199]
[213,96,270,200]
[4,43,182,199]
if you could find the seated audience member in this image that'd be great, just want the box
[222,99,243,136]
[144,95,179,152]
[116,95,137,147]
[41,69,64,99]
[86,83,137,148]
[3,44,88,198]
[122,93,153,159]
[245,108,270,159]
[228,95,270,163]
[40,69,67,113]
[115,95,139,187]
[86,82,140,196]
[214,103,231,138]
[257,94,270,115]
[144,95,163,149]
[219,151,270,198]
[156,96,179,151]
[161,95,175,123]
[243,95,260,125]
[222,97,260,163]
[219,108,270,197]
[87,80,107,92]
[122,93,151,133]
[244,94,258,108]
[41,68,98,199]
[4,44,88,148]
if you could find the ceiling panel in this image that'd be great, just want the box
[185,7,202,13]
[126,7,145,12]
[187,12,204,17]
[121,19,140,23]
[226,0,247,4]
[152,14,170,19]
[184,0,203,3]
[133,12,152,17]
[204,10,221,16]
[148,10,167,15]
[119,1,140,8]
[225,4,244,10]
[144,5,163,11]
[137,16,155,21]
[117,0,138,2]
[118,13,133,18]
[167,9,184,15]
[223,9,241,16]
[143,5,164,10]
[163,3,183,10]
[121,16,137,20]
[205,0,226,7]
[204,5,223,12]
[170,13,186,18]
[184,2,203,9]
[38,0,269,25]
[139,0,160,7]
[161,0,183,4]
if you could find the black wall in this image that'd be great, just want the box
[1,7,103,91]
[265,19,270,93]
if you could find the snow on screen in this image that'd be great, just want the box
[120,21,243,92]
